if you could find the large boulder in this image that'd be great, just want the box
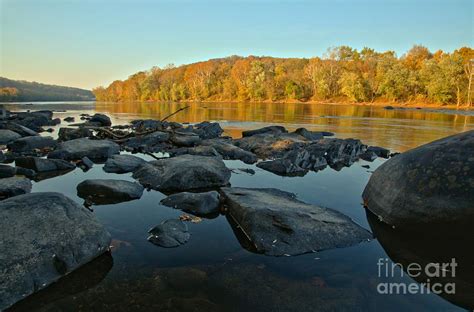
[221,187,372,256]
[192,121,224,139]
[103,154,146,173]
[0,192,111,310]
[0,129,22,145]
[89,113,111,127]
[0,121,38,137]
[48,138,119,161]
[77,179,144,205]
[7,136,57,153]
[133,155,231,192]
[362,130,474,228]
[15,156,75,172]
[11,111,56,132]
[57,127,93,141]
[0,164,17,178]
[161,191,221,216]
[0,177,32,199]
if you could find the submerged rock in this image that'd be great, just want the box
[48,138,119,160]
[363,130,474,229]
[0,192,111,310]
[15,156,75,172]
[133,155,231,192]
[0,129,22,145]
[161,191,220,216]
[7,136,57,154]
[221,187,372,256]
[77,179,144,205]
[0,176,32,199]
[103,154,146,173]
[147,219,190,248]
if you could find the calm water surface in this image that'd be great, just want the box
[5,102,474,311]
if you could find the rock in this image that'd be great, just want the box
[361,165,370,169]
[192,121,224,139]
[77,179,144,205]
[235,133,305,159]
[45,128,55,133]
[242,126,287,137]
[359,151,378,162]
[147,219,190,248]
[366,146,390,158]
[256,159,308,176]
[51,118,61,125]
[58,127,92,141]
[170,145,220,157]
[170,132,202,147]
[89,113,111,127]
[0,121,38,137]
[131,119,164,131]
[15,156,75,172]
[103,154,146,173]
[0,177,32,199]
[0,164,17,178]
[7,136,57,154]
[161,191,220,216]
[221,187,372,256]
[384,105,394,110]
[63,116,75,122]
[0,129,22,145]
[283,144,328,170]
[48,138,119,161]
[77,156,94,171]
[0,192,111,310]
[11,111,56,132]
[122,131,170,152]
[318,138,365,167]
[362,130,474,229]
[202,139,258,164]
[293,128,324,141]
[15,167,36,179]
[133,155,231,192]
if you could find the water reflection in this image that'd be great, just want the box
[366,211,474,310]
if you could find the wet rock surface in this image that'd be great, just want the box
[58,127,93,141]
[148,219,190,247]
[0,192,111,311]
[15,156,75,172]
[363,130,474,228]
[103,154,146,173]
[48,138,120,160]
[222,187,372,256]
[202,139,258,164]
[0,129,22,145]
[133,155,231,192]
[0,176,32,199]
[161,191,221,216]
[77,179,144,205]
[89,113,112,127]
[7,136,57,154]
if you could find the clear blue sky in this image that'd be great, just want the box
[1,0,472,89]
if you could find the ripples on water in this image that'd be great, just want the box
[6,102,474,311]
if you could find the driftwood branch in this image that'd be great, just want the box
[161,106,190,122]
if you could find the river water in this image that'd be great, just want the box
[5,101,474,312]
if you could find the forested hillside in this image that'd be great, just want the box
[0,77,95,102]
[93,45,474,106]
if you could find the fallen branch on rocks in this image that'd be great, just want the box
[160,106,190,122]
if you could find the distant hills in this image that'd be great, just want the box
[0,77,95,102]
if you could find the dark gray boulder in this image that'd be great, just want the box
[103,154,146,173]
[293,128,324,141]
[77,179,144,205]
[11,111,55,132]
[89,113,111,127]
[133,155,231,192]
[235,132,306,159]
[0,129,22,145]
[169,145,220,157]
[0,121,38,137]
[0,192,111,310]
[48,138,119,160]
[222,187,372,256]
[362,130,474,228]
[170,132,202,147]
[202,139,258,164]
[15,156,75,172]
[192,121,224,139]
[366,146,390,158]
[57,127,92,141]
[161,191,220,216]
[7,136,57,153]
[0,177,32,199]
[256,159,308,176]
[319,138,365,167]
[147,219,190,248]
[122,131,170,152]
[63,116,75,122]
[0,164,17,178]
[242,126,287,137]
[77,156,94,171]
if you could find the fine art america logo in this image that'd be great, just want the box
[376,258,457,295]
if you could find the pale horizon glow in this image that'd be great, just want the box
[1,0,473,90]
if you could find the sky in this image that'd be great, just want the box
[0,0,472,90]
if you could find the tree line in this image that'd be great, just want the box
[93,45,474,106]
[0,77,95,102]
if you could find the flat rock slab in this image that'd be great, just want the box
[0,177,32,199]
[221,187,372,256]
[0,192,111,310]
[363,130,474,228]
[133,155,231,192]
[15,156,75,172]
[103,154,146,173]
[77,179,144,205]
[161,191,220,216]
[7,136,57,153]
[48,138,120,161]
[147,219,190,248]
[0,129,22,145]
